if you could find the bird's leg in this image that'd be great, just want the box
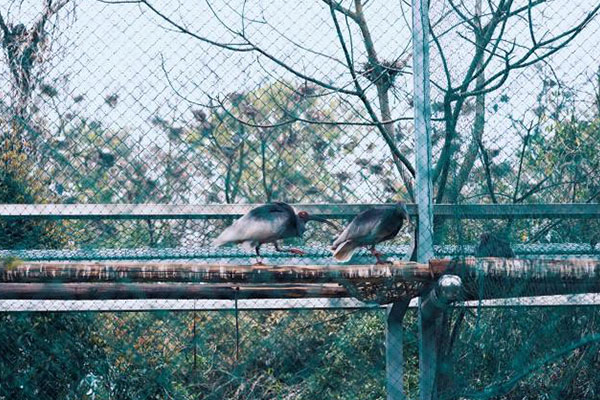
[253,245,266,266]
[370,246,383,258]
[370,245,391,265]
[274,242,305,256]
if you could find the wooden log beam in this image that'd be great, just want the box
[443,258,600,278]
[437,258,600,300]
[0,283,347,300]
[0,258,599,301]
[3,258,598,283]
[0,261,429,283]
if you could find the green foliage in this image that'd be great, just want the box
[0,170,64,249]
[0,312,106,400]
[0,5,599,398]
[183,82,348,203]
[0,118,66,249]
[527,117,600,204]
[0,256,22,270]
[439,306,600,400]
[0,310,393,400]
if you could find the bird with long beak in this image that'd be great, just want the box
[475,232,515,258]
[331,202,410,264]
[212,202,339,264]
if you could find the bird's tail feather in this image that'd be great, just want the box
[212,229,233,247]
[212,237,226,247]
[332,240,358,262]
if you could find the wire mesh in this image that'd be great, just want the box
[0,307,394,399]
[1,0,600,399]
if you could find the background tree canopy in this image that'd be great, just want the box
[0,0,599,399]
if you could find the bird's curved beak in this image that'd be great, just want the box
[307,215,340,231]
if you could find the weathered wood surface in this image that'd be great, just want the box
[1,203,599,220]
[441,258,600,300]
[0,258,599,300]
[2,258,599,283]
[0,283,347,300]
[0,261,429,283]
[436,258,600,278]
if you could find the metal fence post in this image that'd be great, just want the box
[386,300,410,400]
[411,0,436,397]
[412,0,434,265]
[418,276,463,400]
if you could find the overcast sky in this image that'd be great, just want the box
[1,0,599,202]
[2,0,597,137]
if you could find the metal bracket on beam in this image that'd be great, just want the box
[419,275,463,400]
[420,275,463,321]
[386,300,411,400]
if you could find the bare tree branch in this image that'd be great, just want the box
[470,2,600,96]
[321,0,358,21]
[432,0,598,204]
[433,0,514,196]
[328,2,415,177]
[449,61,486,201]
[429,15,452,90]
[212,94,412,129]
[124,0,361,96]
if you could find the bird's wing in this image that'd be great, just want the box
[332,208,390,249]
[476,235,515,258]
[373,208,405,243]
[213,203,292,246]
[246,202,293,220]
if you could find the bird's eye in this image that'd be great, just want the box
[298,211,309,218]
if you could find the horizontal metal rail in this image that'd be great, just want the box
[2,294,600,312]
[0,298,378,312]
[1,244,597,263]
[1,203,599,220]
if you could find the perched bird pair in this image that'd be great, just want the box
[213,201,410,264]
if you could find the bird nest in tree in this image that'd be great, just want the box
[359,58,408,90]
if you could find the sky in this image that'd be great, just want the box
[0,0,599,202]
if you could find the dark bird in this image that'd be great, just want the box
[591,233,599,251]
[331,202,410,264]
[212,202,339,264]
[475,232,515,258]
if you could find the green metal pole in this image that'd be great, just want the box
[411,0,436,397]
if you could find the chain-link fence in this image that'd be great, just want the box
[0,303,395,399]
[1,0,600,399]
